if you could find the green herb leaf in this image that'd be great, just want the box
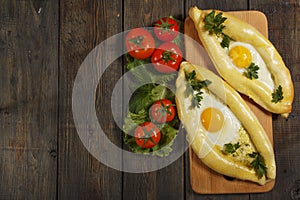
[248,152,267,179]
[272,85,284,103]
[244,63,259,80]
[191,91,204,108]
[221,34,231,48]
[204,10,227,36]
[190,79,211,91]
[204,11,232,48]
[223,142,240,154]
[185,69,196,81]
[184,70,211,108]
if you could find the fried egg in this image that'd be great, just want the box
[227,41,275,91]
[177,76,241,148]
[197,90,241,146]
[176,61,276,184]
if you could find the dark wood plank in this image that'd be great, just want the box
[185,0,249,12]
[249,0,300,199]
[184,1,250,199]
[58,0,123,199]
[122,1,185,200]
[0,0,58,199]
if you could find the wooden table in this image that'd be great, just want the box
[0,0,299,199]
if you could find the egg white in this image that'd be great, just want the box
[198,90,241,146]
[176,71,251,157]
[227,41,275,91]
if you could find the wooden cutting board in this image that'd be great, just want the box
[184,11,275,194]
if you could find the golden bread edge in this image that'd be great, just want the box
[176,61,276,184]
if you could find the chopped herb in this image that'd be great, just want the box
[223,142,241,154]
[186,70,196,81]
[204,10,227,36]
[191,91,204,108]
[248,152,267,179]
[272,85,284,103]
[204,10,232,48]
[184,70,211,108]
[244,63,259,80]
[221,34,231,48]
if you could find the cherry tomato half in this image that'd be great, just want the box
[150,99,176,123]
[154,17,179,41]
[125,28,155,60]
[134,122,161,148]
[151,42,182,73]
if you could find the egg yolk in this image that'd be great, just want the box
[229,46,252,68]
[201,107,224,132]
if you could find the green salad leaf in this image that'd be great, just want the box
[122,16,183,157]
[124,117,179,157]
[123,109,149,134]
[126,54,177,90]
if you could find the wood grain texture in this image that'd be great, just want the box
[122,1,185,200]
[59,0,122,199]
[0,0,58,199]
[0,0,299,199]
[185,0,248,11]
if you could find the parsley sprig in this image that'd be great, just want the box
[248,152,268,179]
[220,34,231,48]
[244,63,259,80]
[185,70,211,108]
[272,85,284,103]
[223,142,241,154]
[204,10,231,48]
[204,10,226,35]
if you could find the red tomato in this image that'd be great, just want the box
[150,99,176,123]
[134,122,161,148]
[154,17,179,41]
[151,42,182,73]
[125,28,155,60]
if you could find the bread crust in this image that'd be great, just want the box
[189,6,294,117]
[176,61,276,185]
